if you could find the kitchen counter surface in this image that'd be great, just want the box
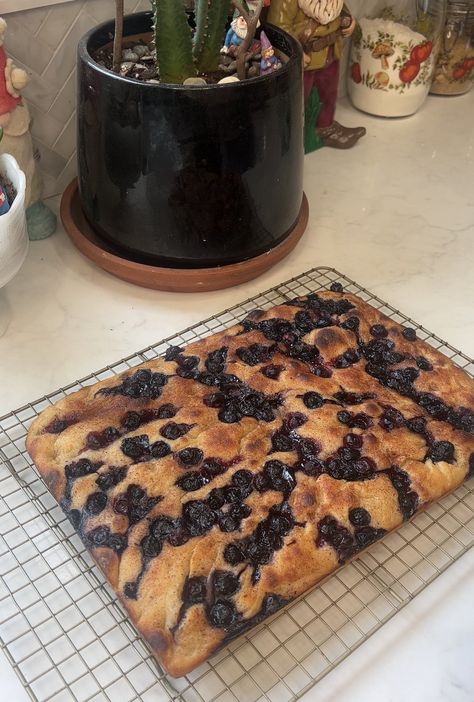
[0,93,473,701]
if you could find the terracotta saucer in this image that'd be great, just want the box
[60,179,309,293]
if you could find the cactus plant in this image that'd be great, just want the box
[113,0,264,84]
[151,0,196,83]
[193,0,233,74]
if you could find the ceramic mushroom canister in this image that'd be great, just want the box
[267,0,366,152]
[348,3,447,117]
[0,17,56,240]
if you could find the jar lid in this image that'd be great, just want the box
[446,2,473,21]
[447,0,474,9]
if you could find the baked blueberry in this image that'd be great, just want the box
[205,347,228,375]
[427,441,455,463]
[416,356,433,371]
[124,582,138,599]
[150,516,176,540]
[207,488,226,510]
[263,460,295,495]
[354,526,386,548]
[164,345,183,361]
[369,324,387,338]
[121,435,150,460]
[303,392,324,410]
[183,576,207,605]
[86,427,120,450]
[213,571,240,597]
[176,472,208,492]
[157,404,178,419]
[402,327,417,341]
[68,509,81,529]
[183,500,217,536]
[141,534,164,559]
[65,459,100,480]
[87,526,110,546]
[337,410,352,425]
[177,448,204,467]
[261,364,283,380]
[208,600,236,628]
[85,491,107,515]
[224,544,244,565]
[344,433,363,448]
[271,431,295,452]
[160,422,193,440]
[348,507,371,527]
[379,407,405,431]
[151,441,171,458]
[341,316,360,331]
[232,470,253,488]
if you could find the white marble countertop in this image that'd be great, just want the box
[1,93,473,701]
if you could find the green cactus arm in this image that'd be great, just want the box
[151,0,196,83]
[193,0,232,74]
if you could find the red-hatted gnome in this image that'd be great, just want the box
[0,19,26,123]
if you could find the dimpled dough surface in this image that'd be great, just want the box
[26,289,474,676]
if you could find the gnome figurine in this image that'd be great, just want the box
[267,1,366,151]
[222,12,255,57]
[0,17,56,240]
[260,31,282,75]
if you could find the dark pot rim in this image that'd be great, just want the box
[78,10,302,91]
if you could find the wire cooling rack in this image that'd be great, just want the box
[1,267,473,702]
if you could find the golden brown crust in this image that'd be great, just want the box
[26,291,474,677]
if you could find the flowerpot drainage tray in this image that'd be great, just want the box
[60,179,309,292]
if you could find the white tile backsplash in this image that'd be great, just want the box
[36,0,84,51]
[3,0,380,198]
[15,5,50,34]
[3,0,147,197]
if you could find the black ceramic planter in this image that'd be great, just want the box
[77,12,304,268]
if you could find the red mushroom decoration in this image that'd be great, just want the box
[410,40,433,64]
[399,61,420,83]
[452,66,466,80]
[462,57,474,71]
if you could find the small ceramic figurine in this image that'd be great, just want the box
[267,0,366,152]
[222,13,250,56]
[0,17,56,240]
[222,4,264,60]
[260,31,282,75]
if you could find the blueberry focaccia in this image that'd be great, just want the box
[26,287,474,677]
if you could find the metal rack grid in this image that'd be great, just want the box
[1,266,473,702]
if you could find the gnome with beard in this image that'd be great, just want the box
[222,13,252,57]
[268,0,365,150]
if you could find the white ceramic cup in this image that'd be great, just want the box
[0,153,28,288]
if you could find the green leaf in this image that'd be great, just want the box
[151,0,195,83]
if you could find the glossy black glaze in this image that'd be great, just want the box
[77,12,304,267]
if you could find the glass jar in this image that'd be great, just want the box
[348,0,447,116]
[430,1,474,94]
